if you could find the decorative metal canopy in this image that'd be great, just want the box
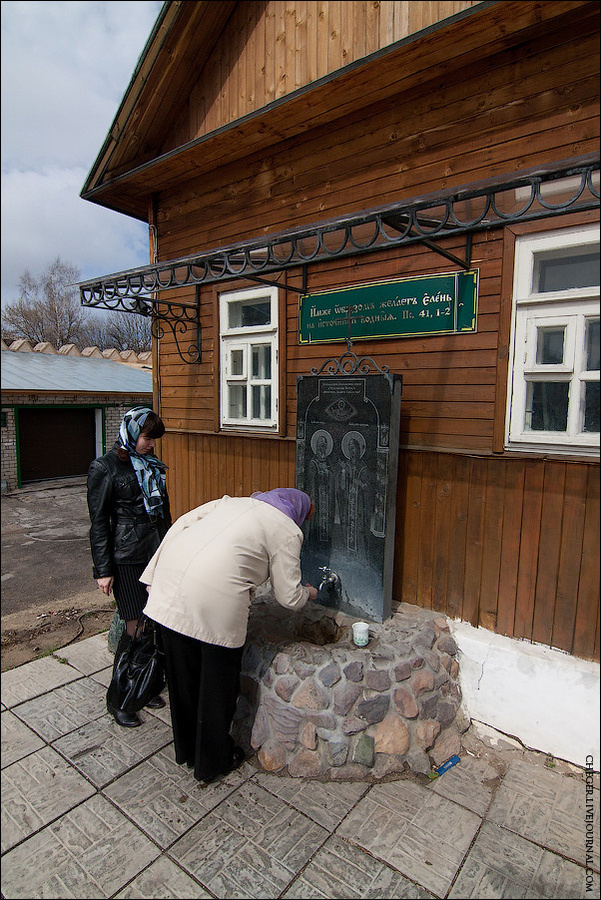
[79,154,599,364]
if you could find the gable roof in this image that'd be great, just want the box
[1,350,153,394]
[81,0,236,218]
[81,0,599,222]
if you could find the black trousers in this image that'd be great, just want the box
[159,624,243,782]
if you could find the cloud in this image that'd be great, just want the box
[1,0,164,303]
[1,165,150,302]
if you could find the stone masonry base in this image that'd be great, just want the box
[233,590,464,780]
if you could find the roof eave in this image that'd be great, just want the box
[81,0,598,222]
[81,0,239,212]
[80,1,178,199]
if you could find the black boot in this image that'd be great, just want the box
[107,631,141,728]
[145,694,166,709]
[107,699,141,727]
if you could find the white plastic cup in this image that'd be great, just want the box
[352,622,369,646]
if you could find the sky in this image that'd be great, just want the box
[1,0,165,306]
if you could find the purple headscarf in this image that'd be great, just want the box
[252,488,312,527]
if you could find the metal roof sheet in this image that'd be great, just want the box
[1,351,153,394]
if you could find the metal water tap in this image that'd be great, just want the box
[318,566,340,592]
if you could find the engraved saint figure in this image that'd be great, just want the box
[337,431,372,557]
[306,430,335,547]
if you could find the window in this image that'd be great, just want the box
[506,225,600,453]
[219,286,279,429]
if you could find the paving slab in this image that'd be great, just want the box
[11,676,107,741]
[169,780,330,898]
[114,855,213,899]
[428,755,499,816]
[338,779,482,897]
[55,632,113,675]
[254,771,369,830]
[1,745,96,853]
[487,759,600,869]
[448,820,599,899]
[215,780,330,868]
[0,635,597,900]
[1,794,161,899]
[281,834,437,899]
[1,655,81,707]
[52,712,173,787]
[104,745,253,849]
[1,708,45,766]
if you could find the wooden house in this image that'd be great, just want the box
[79,0,600,665]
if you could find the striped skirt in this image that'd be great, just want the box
[112,563,149,622]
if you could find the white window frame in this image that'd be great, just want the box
[505,224,600,455]
[219,286,279,430]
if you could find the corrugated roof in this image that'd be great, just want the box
[1,350,153,394]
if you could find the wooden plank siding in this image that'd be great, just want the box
[177,1,480,144]
[155,229,504,452]
[135,4,600,665]
[392,452,600,660]
[159,434,599,662]
[160,431,296,515]
[151,12,598,445]
[89,1,598,223]
[154,15,599,261]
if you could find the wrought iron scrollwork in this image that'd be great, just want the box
[78,155,598,366]
[78,156,599,303]
[149,307,201,365]
[79,287,201,365]
[311,341,390,375]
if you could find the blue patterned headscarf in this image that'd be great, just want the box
[118,407,167,517]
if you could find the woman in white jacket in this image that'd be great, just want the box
[141,488,318,784]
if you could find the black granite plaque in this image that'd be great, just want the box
[296,373,402,622]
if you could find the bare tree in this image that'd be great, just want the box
[78,314,110,350]
[79,309,151,352]
[1,259,152,352]
[103,310,152,353]
[2,258,86,347]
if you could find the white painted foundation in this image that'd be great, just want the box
[449,620,600,768]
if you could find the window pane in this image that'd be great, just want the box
[228,298,271,328]
[586,319,600,371]
[252,385,271,419]
[252,344,271,379]
[584,382,600,432]
[230,348,244,376]
[536,327,565,365]
[534,248,600,292]
[228,384,247,418]
[526,382,569,431]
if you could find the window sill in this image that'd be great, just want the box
[505,441,600,459]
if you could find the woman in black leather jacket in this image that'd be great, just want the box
[87,407,172,727]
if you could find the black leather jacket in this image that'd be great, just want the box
[87,445,172,579]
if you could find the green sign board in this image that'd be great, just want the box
[299,270,478,344]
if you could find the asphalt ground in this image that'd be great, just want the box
[1,477,115,671]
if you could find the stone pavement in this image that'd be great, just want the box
[1,632,599,900]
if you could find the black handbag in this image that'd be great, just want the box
[107,617,166,713]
